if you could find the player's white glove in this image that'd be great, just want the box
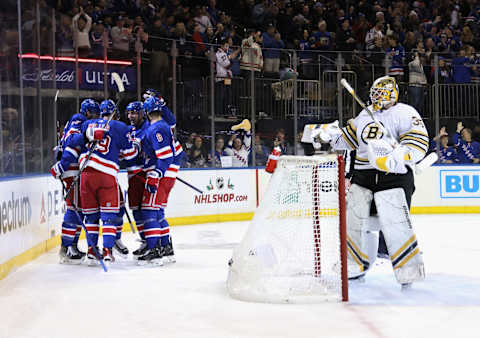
[310,120,341,144]
[50,161,64,179]
[367,139,412,174]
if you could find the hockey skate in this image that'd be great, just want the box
[102,248,115,263]
[72,242,86,258]
[86,246,102,266]
[133,240,148,258]
[163,239,176,264]
[113,239,129,258]
[137,245,165,266]
[59,246,84,265]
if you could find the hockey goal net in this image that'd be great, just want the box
[227,154,348,303]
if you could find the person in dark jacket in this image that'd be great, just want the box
[262,24,285,77]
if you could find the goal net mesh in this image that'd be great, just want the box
[227,155,346,303]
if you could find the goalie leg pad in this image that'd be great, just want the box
[364,216,380,267]
[374,188,425,284]
[346,184,373,278]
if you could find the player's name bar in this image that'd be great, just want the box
[17,53,132,66]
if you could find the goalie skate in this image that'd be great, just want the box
[59,246,84,265]
[113,239,129,258]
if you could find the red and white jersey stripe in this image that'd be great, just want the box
[79,153,120,177]
[156,145,174,159]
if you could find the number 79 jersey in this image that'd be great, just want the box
[331,102,429,170]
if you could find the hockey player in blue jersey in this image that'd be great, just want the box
[137,96,176,265]
[51,98,100,264]
[142,89,184,262]
[122,101,151,257]
[65,99,138,263]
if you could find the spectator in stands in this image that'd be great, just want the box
[90,22,105,58]
[252,135,270,166]
[57,15,74,56]
[453,122,480,163]
[365,21,384,53]
[210,136,227,167]
[194,5,213,34]
[432,127,457,164]
[187,136,209,168]
[408,50,427,113]
[262,24,285,77]
[386,34,405,79]
[225,131,251,167]
[72,7,92,57]
[111,16,133,59]
[438,57,452,83]
[147,18,171,93]
[297,29,314,79]
[313,20,333,52]
[337,19,356,53]
[274,128,292,155]
[184,132,198,152]
[240,29,263,77]
[452,47,473,83]
[215,38,233,117]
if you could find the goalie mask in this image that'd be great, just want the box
[369,76,399,111]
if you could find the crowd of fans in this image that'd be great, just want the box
[432,121,480,163]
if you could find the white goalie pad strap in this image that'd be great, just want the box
[374,188,425,284]
[346,184,373,277]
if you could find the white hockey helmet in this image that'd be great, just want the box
[369,76,399,111]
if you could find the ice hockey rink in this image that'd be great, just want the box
[1,214,479,338]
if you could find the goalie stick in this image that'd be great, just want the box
[340,78,438,174]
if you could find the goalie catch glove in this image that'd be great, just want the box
[145,170,162,193]
[310,120,341,146]
[367,139,412,174]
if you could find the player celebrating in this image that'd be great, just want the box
[124,101,150,256]
[51,98,100,264]
[137,96,175,265]
[316,76,428,288]
[66,99,138,264]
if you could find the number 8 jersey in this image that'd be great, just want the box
[331,102,429,171]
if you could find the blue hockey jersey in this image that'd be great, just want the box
[59,113,87,178]
[161,105,185,171]
[142,119,174,176]
[65,119,138,177]
[452,132,480,163]
[124,119,150,177]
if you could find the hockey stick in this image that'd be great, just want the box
[60,180,108,272]
[340,78,438,174]
[177,177,203,194]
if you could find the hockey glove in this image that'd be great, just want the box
[367,139,412,174]
[85,125,108,142]
[50,161,65,179]
[311,120,341,145]
[145,170,162,193]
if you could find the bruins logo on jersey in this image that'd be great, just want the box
[361,122,384,143]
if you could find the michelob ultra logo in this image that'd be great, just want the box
[440,169,480,198]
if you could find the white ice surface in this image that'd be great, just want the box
[1,215,480,338]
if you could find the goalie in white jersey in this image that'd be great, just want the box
[315,76,428,288]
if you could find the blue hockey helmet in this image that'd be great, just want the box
[99,99,117,117]
[126,101,144,115]
[143,88,159,101]
[143,96,164,114]
[80,99,100,116]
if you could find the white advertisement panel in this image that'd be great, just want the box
[0,176,65,265]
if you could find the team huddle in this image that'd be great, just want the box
[51,89,182,266]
